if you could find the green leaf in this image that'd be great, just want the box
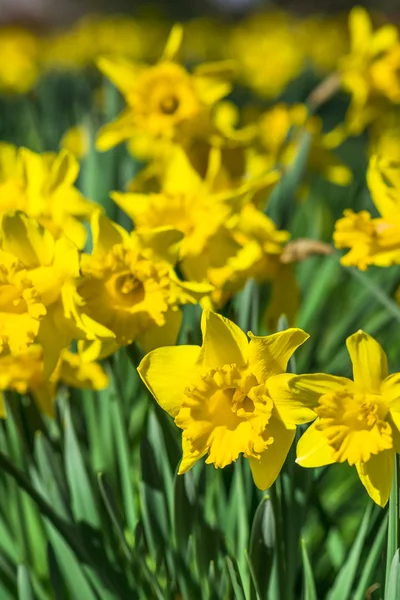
[17,565,34,600]
[386,457,399,590]
[301,539,317,600]
[353,515,387,600]
[98,473,131,560]
[248,495,275,600]
[225,557,247,600]
[327,502,372,600]
[64,405,101,529]
[385,549,400,600]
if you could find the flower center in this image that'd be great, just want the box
[159,94,180,115]
[175,364,274,469]
[109,272,145,306]
[316,391,392,465]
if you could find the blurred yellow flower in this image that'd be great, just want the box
[292,331,400,507]
[248,104,352,188]
[0,211,98,374]
[0,344,108,418]
[114,147,282,308]
[0,249,46,355]
[334,155,400,268]
[0,27,39,94]
[0,144,95,249]
[76,212,211,358]
[339,7,399,133]
[60,125,90,159]
[299,15,349,74]
[139,310,312,488]
[97,25,232,152]
[229,12,304,98]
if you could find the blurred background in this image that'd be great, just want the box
[1,0,400,27]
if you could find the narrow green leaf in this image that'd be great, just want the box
[353,515,388,600]
[110,393,138,534]
[98,473,131,560]
[17,565,34,600]
[34,433,71,519]
[249,495,275,600]
[386,456,399,589]
[385,549,400,600]
[327,502,372,600]
[301,539,317,600]
[225,557,247,600]
[64,406,101,528]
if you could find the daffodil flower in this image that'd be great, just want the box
[291,331,400,507]
[334,155,400,269]
[138,310,314,489]
[0,144,95,249]
[96,24,233,153]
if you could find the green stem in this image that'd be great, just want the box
[270,481,288,600]
[386,453,400,591]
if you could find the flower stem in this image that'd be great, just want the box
[270,481,289,600]
[386,453,400,590]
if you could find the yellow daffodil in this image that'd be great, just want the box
[60,125,90,159]
[75,211,211,358]
[0,344,108,417]
[0,27,39,94]
[229,12,304,98]
[138,310,312,488]
[299,15,349,75]
[0,249,46,355]
[96,25,232,153]
[41,15,165,72]
[248,104,352,188]
[291,331,400,507]
[339,7,399,134]
[334,155,400,268]
[0,144,96,249]
[0,211,108,374]
[113,147,282,308]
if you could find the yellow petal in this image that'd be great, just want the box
[161,24,183,62]
[178,435,207,474]
[96,110,137,152]
[382,374,400,430]
[47,149,79,191]
[162,147,202,195]
[135,227,183,266]
[370,25,398,56]
[356,450,395,507]
[267,373,318,425]
[346,330,388,391]
[249,418,295,490]
[138,345,201,417]
[296,420,336,468]
[248,328,309,381]
[0,211,54,268]
[91,211,127,257]
[138,308,182,354]
[97,57,141,96]
[200,310,248,370]
[288,373,353,404]
[111,192,150,222]
[349,6,371,54]
[32,385,56,417]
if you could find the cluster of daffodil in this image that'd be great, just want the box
[2,6,400,512]
[0,8,355,96]
[139,310,400,508]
